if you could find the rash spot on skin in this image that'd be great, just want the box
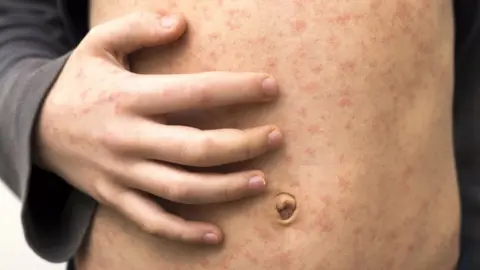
[297,107,307,117]
[244,250,260,264]
[201,6,211,21]
[328,14,365,25]
[285,155,294,164]
[337,175,352,192]
[198,259,210,268]
[329,14,351,25]
[233,50,244,58]
[283,129,299,141]
[305,147,316,157]
[339,61,356,72]
[315,210,334,233]
[320,195,332,206]
[225,8,250,31]
[339,154,345,164]
[226,20,241,31]
[275,193,297,222]
[307,125,322,134]
[256,36,267,45]
[270,251,294,268]
[311,65,324,73]
[353,227,363,236]
[207,32,220,41]
[166,1,177,9]
[295,45,307,58]
[338,97,353,107]
[265,57,277,70]
[290,19,307,34]
[302,82,320,93]
[293,0,307,8]
[327,34,341,49]
[208,51,218,61]
[345,116,355,130]
[394,1,412,21]
[403,165,414,178]
[254,224,275,240]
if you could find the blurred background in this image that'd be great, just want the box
[0,181,66,270]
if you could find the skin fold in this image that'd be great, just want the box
[79,0,460,269]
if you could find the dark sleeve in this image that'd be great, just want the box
[453,0,480,268]
[0,0,96,263]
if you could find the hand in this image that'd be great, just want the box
[34,11,282,245]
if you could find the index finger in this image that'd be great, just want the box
[124,72,279,115]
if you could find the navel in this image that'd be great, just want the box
[275,192,298,225]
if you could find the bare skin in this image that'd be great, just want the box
[36,12,285,245]
[79,0,460,269]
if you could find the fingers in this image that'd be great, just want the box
[126,72,279,115]
[122,161,267,204]
[121,120,283,167]
[114,188,223,244]
[83,11,187,56]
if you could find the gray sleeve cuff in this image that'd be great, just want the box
[0,52,96,263]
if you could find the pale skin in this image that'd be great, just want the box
[36,13,285,244]
[40,0,460,269]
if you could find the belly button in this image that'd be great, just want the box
[275,193,297,225]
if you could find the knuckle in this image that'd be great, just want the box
[163,228,183,241]
[83,25,107,47]
[96,121,135,153]
[238,130,257,159]
[139,218,161,235]
[108,87,135,111]
[113,79,141,110]
[227,129,253,160]
[167,183,190,202]
[187,135,216,166]
[85,25,102,40]
[92,179,115,205]
[222,185,232,201]
[221,174,245,201]
[128,11,152,21]
[125,12,159,35]
[241,138,255,160]
[191,82,211,104]
[97,122,122,148]
[125,12,146,28]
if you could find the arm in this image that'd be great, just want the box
[0,2,285,263]
[0,0,86,262]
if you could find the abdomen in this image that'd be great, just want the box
[82,1,460,269]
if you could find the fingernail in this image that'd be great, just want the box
[202,233,220,244]
[249,176,266,190]
[268,129,283,147]
[161,15,178,28]
[262,77,279,98]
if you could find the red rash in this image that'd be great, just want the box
[307,125,322,134]
[290,19,307,34]
[338,97,353,107]
[305,147,316,157]
[297,107,307,117]
[311,65,324,73]
[302,82,320,93]
[207,33,220,41]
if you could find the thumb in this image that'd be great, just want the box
[83,11,187,56]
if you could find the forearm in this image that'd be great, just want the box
[0,0,91,263]
[84,1,460,269]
